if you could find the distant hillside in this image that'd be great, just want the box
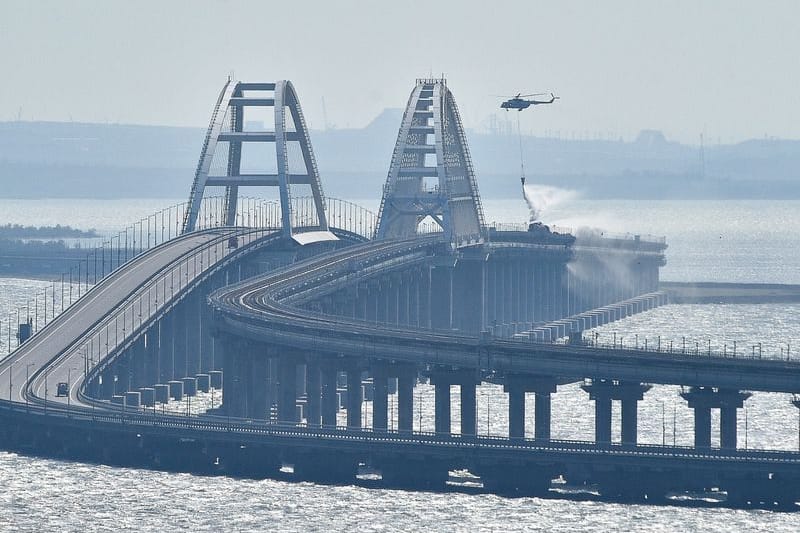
[1,117,799,200]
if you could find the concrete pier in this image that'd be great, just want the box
[196,373,210,393]
[397,372,414,433]
[182,377,197,396]
[208,370,223,389]
[305,360,321,427]
[167,380,184,401]
[154,383,170,404]
[372,366,389,431]
[124,391,141,408]
[139,387,155,407]
[681,387,751,449]
[431,369,478,436]
[346,367,362,429]
[582,380,651,445]
[321,363,338,428]
[503,375,558,441]
[278,357,297,424]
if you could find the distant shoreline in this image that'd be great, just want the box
[660,281,800,304]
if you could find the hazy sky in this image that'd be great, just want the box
[2,0,799,143]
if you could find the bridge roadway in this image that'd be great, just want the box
[0,227,276,409]
[212,236,800,394]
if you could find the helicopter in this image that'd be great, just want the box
[500,92,559,111]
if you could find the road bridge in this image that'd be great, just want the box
[0,78,798,508]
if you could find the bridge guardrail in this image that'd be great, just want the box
[1,196,377,356]
[521,331,799,365]
[3,399,800,463]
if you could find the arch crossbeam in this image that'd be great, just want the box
[182,79,330,239]
[375,79,485,246]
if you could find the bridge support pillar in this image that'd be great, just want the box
[100,367,116,399]
[534,392,552,441]
[594,396,612,444]
[185,291,202,377]
[621,398,639,445]
[372,366,389,431]
[200,284,215,373]
[278,357,298,424]
[248,354,269,419]
[504,376,558,441]
[116,355,131,394]
[434,382,451,435]
[582,380,651,445]
[173,306,188,379]
[720,406,738,450]
[158,314,173,382]
[452,258,485,334]
[429,265,453,331]
[461,381,477,437]
[431,369,478,436]
[321,363,338,428]
[681,387,750,449]
[508,388,525,440]
[220,337,245,417]
[145,327,159,386]
[130,336,148,389]
[397,372,414,433]
[346,367,362,429]
[305,359,321,427]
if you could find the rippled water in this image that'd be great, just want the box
[2,198,800,530]
[4,452,796,532]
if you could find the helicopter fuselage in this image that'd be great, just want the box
[501,99,532,111]
[500,95,557,111]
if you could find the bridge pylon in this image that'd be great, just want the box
[375,78,486,246]
[182,79,329,238]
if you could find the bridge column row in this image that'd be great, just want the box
[327,250,649,338]
[484,257,571,337]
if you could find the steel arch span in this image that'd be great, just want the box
[182,80,329,239]
[375,78,486,246]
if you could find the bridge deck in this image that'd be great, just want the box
[213,238,800,393]
[0,228,271,408]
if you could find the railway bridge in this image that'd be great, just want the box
[1,78,799,508]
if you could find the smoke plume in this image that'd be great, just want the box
[522,184,577,223]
